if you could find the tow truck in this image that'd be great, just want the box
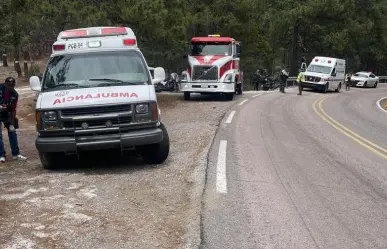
[28,26,170,169]
[180,34,243,100]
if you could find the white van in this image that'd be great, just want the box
[29,26,169,169]
[301,56,345,93]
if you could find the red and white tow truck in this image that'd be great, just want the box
[180,34,243,100]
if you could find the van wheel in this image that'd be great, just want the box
[39,152,65,170]
[335,83,341,92]
[374,82,378,88]
[184,92,190,100]
[364,82,367,88]
[137,123,170,164]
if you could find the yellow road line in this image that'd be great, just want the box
[313,97,387,160]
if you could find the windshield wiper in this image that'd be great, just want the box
[88,78,140,86]
[48,83,89,89]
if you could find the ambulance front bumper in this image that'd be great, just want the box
[35,127,163,153]
[301,81,327,88]
[180,82,235,93]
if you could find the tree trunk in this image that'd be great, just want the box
[23,51,30,77]
[2,54,8,67]
[290,24,299,77]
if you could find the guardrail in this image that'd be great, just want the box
[286,76,387,85]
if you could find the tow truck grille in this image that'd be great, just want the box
[192,66,218,81]
[61,104,132,116]
[305,76,321,82]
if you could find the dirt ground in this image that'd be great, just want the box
[0,66,246,249]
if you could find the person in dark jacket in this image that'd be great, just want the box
[0,77,27,162]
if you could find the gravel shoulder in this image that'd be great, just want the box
[0,89,246,249]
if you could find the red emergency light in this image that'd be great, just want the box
[123,39,136,45]
[101,27,127,35]
[328,60,331,63]
[53,44,65,51]
[61,29,88,39]
[315,59,318,62]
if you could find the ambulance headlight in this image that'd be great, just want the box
[136,104,149,114]
[43,111,57,121]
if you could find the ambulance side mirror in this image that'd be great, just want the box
[152,67,166,84]
[331,72,336,77]
[29,76,41,92]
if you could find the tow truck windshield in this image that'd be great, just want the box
[189,42,232,56]
[42,51,150,91]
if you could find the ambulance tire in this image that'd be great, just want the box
[39,152,66,170]
[321,83,329,93]
[335,83,341,92]
[137,123,170,165]
[184,92,190,100]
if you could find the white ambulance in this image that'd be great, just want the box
[301,56,346,93]
[29,26,169,169]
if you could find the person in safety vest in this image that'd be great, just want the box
[0,77,27,163]
[296,68,305,95]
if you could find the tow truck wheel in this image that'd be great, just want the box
[137,123,170,165]
[236,83,243,94]
[184,92,190,100]
[39,152,65,170]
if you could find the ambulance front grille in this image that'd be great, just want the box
[305,76,321,82]
[192,66,218,81]
[61,104,132,116]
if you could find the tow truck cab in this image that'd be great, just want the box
[29,26,170,169]
[302,56,345,93]
[180,34,243,100]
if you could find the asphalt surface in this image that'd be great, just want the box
[201,85,387,249]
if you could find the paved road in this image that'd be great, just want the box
[201,85,387,249]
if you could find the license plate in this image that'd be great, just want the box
[67,41,86,50]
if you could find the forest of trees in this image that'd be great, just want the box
[1,0,387,83]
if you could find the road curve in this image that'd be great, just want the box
[201,85,387,249]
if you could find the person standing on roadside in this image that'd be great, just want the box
[345,72,351,91]
[296,68,305,95]
[0,77,27,163]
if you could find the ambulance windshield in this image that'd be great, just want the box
[307,64,332,74]
[42,51,150,91]
[189,42,232,56]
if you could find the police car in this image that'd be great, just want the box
[29,26,169,169]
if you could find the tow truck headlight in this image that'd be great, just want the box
[43,111,57,121]
[136,104,149,114]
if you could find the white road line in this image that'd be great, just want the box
[376,97,387,114]
[252,94,261,98]
[238,99,248,106]
[216,140,227,194]
[225,110,236,124]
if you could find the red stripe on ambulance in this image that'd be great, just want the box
[53,92,138,105]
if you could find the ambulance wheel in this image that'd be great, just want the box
[363,82,367,88]
[321,83,329,93]
[137,123,170,165]
[184,92,190,100]
[39,152,65,170]
[335,83,341,92]
[374,82,378,88]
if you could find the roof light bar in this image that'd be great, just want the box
[61,29,88,39]
[208,34,220,37]
[101,27,127,35]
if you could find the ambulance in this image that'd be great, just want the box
[301,56,346,93]
[28,26,169,169]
